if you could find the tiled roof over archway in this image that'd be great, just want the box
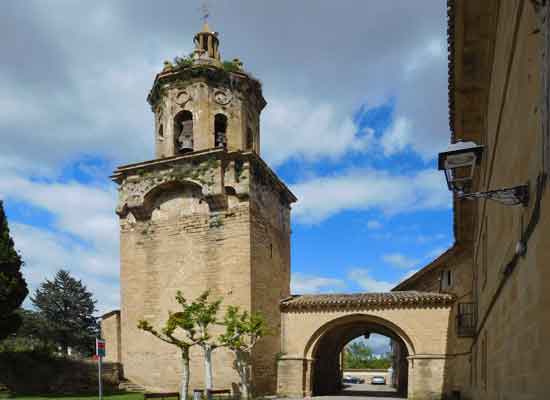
[280,291,455,311]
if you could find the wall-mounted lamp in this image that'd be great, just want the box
[438,141,529,207]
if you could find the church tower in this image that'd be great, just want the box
[110,22,296,394]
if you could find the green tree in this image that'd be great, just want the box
[183,291,222,400]
[0,309,55,353]
[220,306,268,399]
[0,200,28,341]
[139,291,223,400]
[31,269,98,355]
[344,341,374,369]
[343,340,392,369]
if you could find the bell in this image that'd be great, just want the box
[177,120,194,153]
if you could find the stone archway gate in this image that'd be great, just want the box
[276,291,455,400]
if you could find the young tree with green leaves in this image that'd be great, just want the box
[138,292,200,400]
[0,200,28,341]
[139,291,224,400]
[31,269,98,355]
[183,291,222,400]
[220,306,268,399]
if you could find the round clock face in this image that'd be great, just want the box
[176,90,191,106]
[214,89,233,105]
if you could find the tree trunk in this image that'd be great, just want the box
[204,345,213,400]
[235,351,251,399]
[181,349,190,400]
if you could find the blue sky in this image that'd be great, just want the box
[0,0,453,315]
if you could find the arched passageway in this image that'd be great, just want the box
[311,318,409,397]
[277,292,454,399]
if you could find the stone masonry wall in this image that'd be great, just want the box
[101,311,121,363]
[120,197,251,392]
[468,2,550,399]
[115,152,294,395]
[278,307,452,399]
[249,163,292,394]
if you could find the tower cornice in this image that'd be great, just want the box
[112,149,296,219]
[147,64,266,111]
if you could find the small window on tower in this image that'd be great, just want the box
[440,269,453,290]
[214,114,228,149]
[158,124,164,139]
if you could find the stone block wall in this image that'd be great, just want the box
[101,310,121,363]
[113,151,294,395]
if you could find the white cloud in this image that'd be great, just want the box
[291,168,451,224]
[290,273,345,294]
[11,223,120,315]
[377,38,449,159]
[0,169,118,250]
[262,97,373,166]
[367,220,383,230]
[348,333,391,356]
[1,167,120,314]
[382,253,420,269]
[380,116,412,157]
[348,269,395,292]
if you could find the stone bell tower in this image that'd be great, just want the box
[109,21,296,395]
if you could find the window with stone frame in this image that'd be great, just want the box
[440,269,453,291]
[456,302,476,337]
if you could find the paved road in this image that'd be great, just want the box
[311,383,407,400]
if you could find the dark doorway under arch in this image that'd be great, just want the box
[311,320,409,398]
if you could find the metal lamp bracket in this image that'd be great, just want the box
[458,184,530,207]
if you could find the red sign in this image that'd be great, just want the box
[96,339,106,357]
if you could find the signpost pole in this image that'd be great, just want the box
[98,354,103,400]
[96,338,106,400]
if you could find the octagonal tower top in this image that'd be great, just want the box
[147,22,266,160]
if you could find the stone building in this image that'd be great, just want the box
[102,22,295,395]
[102,1,550,398]
[395,0,550,399]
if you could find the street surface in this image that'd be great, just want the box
[311,382,406,400]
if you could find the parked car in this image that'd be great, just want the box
[371,376,386,385]
[343,375,364,384]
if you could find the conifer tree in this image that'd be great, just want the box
[32,269,98,355]
[0,200,28,341]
